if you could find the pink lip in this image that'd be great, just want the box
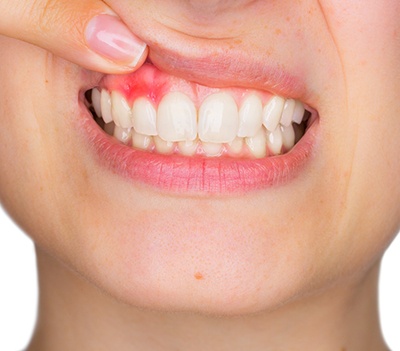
[78,44,318,195]
[79,108,318,196]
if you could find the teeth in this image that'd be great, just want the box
[92,88,309,158]
[154,136,174,154]
[280,99,296,127]
[113,125,132,144]
[91,88,102,118]
[100,90,113,124]
[132,97,157,136]
[198,92,239,143]
[266,128,283,155]
[245,129,267,159]
[263,96,285,132]
[157,92,197,142]
[111,91,132,129]
[132,131,152,150]
[292,100,305,124]
[238,94,263,137]
[228,137,244,155]
[178,140,198,156]
[202,142,223,157]
[280,124,295,151]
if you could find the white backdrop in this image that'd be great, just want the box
[1,206,399,351]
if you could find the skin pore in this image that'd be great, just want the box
[0,0,399,350]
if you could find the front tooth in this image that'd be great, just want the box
[263,96,285,132]
[157,92,197,142]
[280,99,296,127]
[245,129,267,158]
[292,100,305,124]
[237,94,263,137]
[154,136,174,154]
[113,125,132,144]
[266,128,283,155]
[198,92,239,143]
[91,88,102,118]
[100,90,113,124]
[132,131,152,150]
[111,91,132,129]
[132,97,157,136]
[280,124,295,151]
[178,140,198,156]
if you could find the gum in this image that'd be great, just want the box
[99,63,275,108]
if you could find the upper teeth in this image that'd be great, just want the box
[91,88,308,158]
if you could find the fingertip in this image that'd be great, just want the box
[85,14,148,71]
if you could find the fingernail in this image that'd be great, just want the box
[85,14,147,67]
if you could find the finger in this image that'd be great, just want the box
[0,0,148,73]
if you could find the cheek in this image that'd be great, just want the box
[0,39,93,254]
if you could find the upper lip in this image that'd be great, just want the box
[108,19,310,102]
[148,43,306,99]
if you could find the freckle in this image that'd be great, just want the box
[286,16,291,22]
[194,272,204,280]
[275,29,282,35]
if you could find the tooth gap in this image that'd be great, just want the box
[302,109,312,123]
[86,89,105,130]
[85,90,93,105]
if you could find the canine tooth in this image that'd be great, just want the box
[157,92,197,142]
[178,140,198,156]
[113,125,132,144]
[132,97,157,136]
[111,91,132,129]
[280,124,295,151]
[198,92,239,143]
[100,90,113,124]
[104,122,115,136]
[238,94,263,137]
[280,99,296,127]
[154,136,174,154]
[132,131,152,150]
[292,100,305,124]
[245,129,267,158]
[91,88,102,117]
[263,96,285,132]
[202,142,223,157]
[267,128,283,155]
[228,137,244,154]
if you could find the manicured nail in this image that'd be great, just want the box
[85,14,147,67]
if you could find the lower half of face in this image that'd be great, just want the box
[1,0,400,316]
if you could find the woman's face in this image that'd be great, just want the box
[1,0,400,315]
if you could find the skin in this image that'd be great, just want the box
[0,0,399,350]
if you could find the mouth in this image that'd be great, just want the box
[81,61,318,195]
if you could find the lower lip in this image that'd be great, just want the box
[78,101,318,196]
